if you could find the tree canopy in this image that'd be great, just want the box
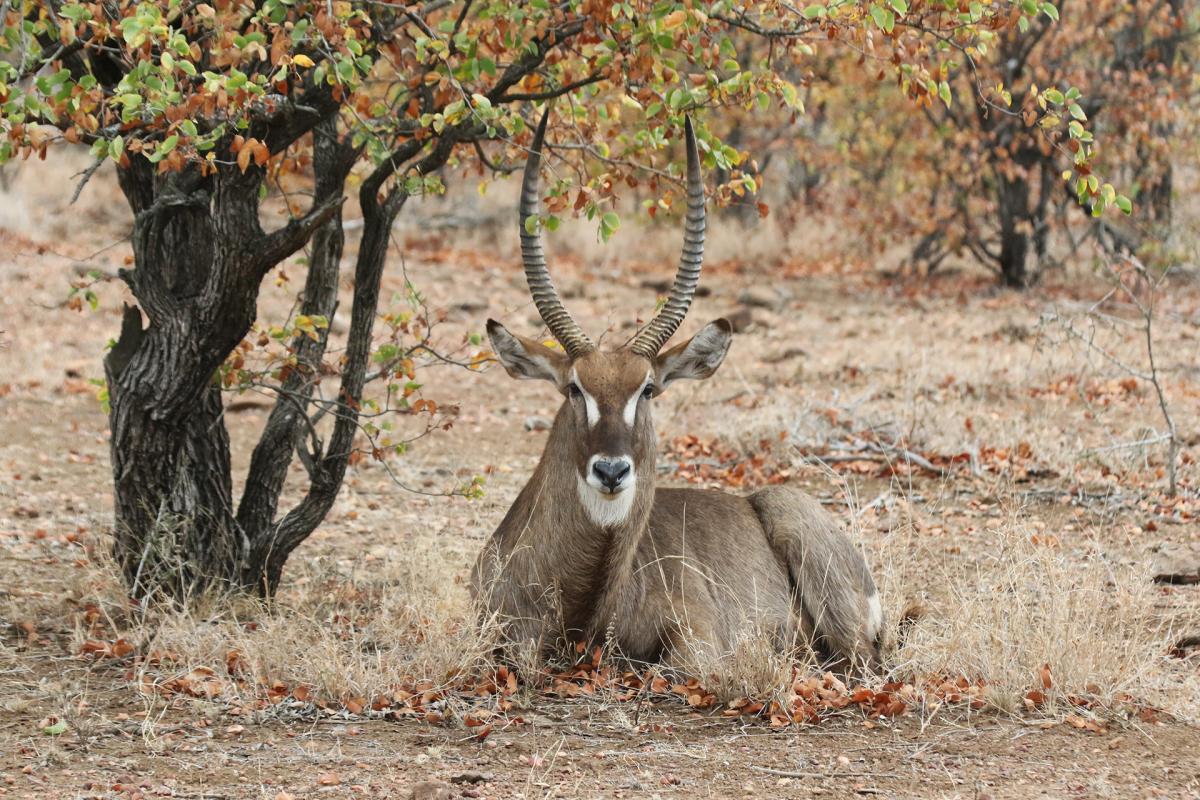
[0,0,1128,599]
[4,1,1112,216]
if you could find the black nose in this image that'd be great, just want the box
[592,459,630,492]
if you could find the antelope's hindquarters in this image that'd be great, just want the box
[749,486,883,668]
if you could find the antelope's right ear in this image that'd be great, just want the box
[487,319,569,383]
[655,318,733,386]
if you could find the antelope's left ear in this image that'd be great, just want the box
[655,318,733,386]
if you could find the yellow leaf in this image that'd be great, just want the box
[237,144,252,174]
[663,9,686,29]
[293,54,314,69]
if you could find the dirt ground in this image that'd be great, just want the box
[1,153,1199,799]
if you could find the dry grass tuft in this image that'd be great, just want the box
[73,549,498,711]
[669,621,816,706]
[884,521,1181,715]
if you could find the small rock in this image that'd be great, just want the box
[455,298,488,313]
[640,277,712,297]
[524,415,552,432]
[764,346,808,363]
[561,280,588,299]
[723,307,754,333]
[1152,543,1200,584]
[737,286,783,310]
[996,322,1031,342]
[410,780,452,800]
[450,771,493,784]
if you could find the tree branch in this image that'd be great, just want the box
[250,130,463,594]
[255,194,346,277]
[498,72,604,102]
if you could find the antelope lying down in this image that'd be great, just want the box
[473,112,882,670]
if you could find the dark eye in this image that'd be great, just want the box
[642,384,655,400]
[567,383,582,399]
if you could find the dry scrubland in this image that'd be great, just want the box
[1,152,1200,798]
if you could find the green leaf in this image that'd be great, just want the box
[869,5,895,32]
[1115,195,1132,215]
[42,719,67,736]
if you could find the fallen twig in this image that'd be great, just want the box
[749,765,901,779]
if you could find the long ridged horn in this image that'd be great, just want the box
[519,108,594,358]
[629,116,706,359]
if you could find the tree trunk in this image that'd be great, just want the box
[236,119,356,594]
[103,115,461,601]
[996,169,1033,288]
[106,339,243,598]
[241,131,462,595]
[247,195,399,594]
[105,165,253,599]
[106,155,340,601]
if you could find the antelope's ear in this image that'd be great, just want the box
[487,319,569,383]
[655,318,733,386]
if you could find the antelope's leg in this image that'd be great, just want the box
[658,612,726,674]
[471,543,569,661]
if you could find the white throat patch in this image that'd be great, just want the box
[576,472,637,528]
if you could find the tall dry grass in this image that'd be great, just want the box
[57,504,1196,727]
[879,520,1188,716]
[69,548,498,713]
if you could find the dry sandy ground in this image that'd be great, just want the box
[1,153,1200,799]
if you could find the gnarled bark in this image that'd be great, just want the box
[105,146,341,600]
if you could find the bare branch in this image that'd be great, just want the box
[69,158,105,205]
[255,195,346,276]
[498,72,605,102]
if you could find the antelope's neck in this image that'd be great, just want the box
[521,409,656,628]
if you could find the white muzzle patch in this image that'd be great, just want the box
[577,454,637,528]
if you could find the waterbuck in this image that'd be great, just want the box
[473,111,883,670]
